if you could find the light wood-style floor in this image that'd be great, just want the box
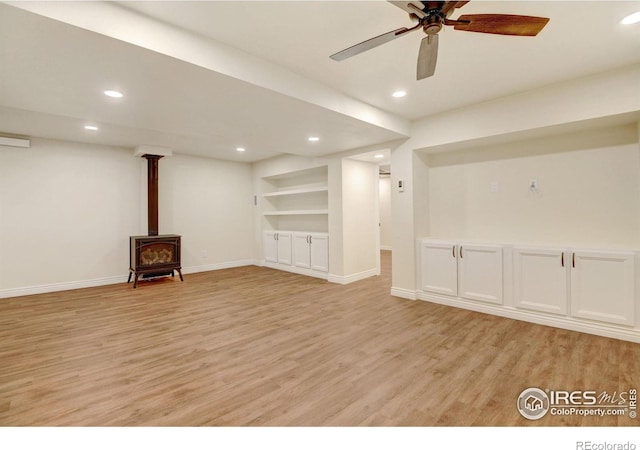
[0,251,638,426]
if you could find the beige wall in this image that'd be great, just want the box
[425,126,640,248]
[159,153,254,270]
[0,138,140,291]
[0,138,254,295]
[379,176,392,250]
[342,159,379,277]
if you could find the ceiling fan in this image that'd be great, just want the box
[330,1,550,80]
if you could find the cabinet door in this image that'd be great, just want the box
[514,247,568,315]
[420,241,458,296]
[293,233,311,269]
[458,244,503,304]
[276,231,292,266]
[264,231,278,263]
[570,250,635,326]
[310,234,329,272]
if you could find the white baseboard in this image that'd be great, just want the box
[263,261,328,280]
[0,275,128,299]
[417,291,640,344]
[390,287,417,300]
[0,259,255,299]
[380,246,392,251]
[328,268,378,285]
[181,259,254,275]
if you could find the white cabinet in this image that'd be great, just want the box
[310,234,329,272]
[263,231,291,266]
[514,247,568,315]
[419,239,639,341]
[265,230,328,279]
[420,241,458,296]
[264,231,278,263]
[419,240,503,305]
[571,250,635,326]
[293,232,329,273]
[458,244,503,304]
[261,166,329,280]
[293,233,312,269]
[514,247,635,326]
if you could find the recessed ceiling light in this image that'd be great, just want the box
[104,90,124,98]
[308,136,320,142]
[621,11,640,24]
[374,154,385,159]
[84,125,98,131]
[236,147,246,152]
[392,90,407,98]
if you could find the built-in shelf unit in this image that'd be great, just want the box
[261,166,329,278]
[261,165,328,233]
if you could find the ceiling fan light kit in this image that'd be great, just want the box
[330,1,550,80]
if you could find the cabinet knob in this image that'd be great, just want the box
[452,245,456,258]
[561,252,564,267]
[572,252,575,268]
[460,246,463,258]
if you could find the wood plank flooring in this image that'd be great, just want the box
[0,251,638,426]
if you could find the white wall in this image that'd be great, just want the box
[390,65,640,294]
[379,176,392,250]
[342,159,379,277]
[0,138,140,292]
[159,153,254,271]
[0,138,255,296]
[426,126,640,248]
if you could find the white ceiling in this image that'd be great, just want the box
[1,1,640,162]
[120,0,640,119]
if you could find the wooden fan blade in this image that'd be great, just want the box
[441,1,470,16]
[453,14,549,36]
[417,34,438,80]
[330,25,419,61]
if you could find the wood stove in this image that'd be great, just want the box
[128,153,183,288]
[128,234,182,287]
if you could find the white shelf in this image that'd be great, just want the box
[261,165,329,233]
[263,209,328,216]
[263,186,328,198]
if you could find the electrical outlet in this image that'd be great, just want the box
[491,181,499,193]
[530,179,538,190]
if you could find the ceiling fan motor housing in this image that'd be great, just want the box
[423,10,445,34]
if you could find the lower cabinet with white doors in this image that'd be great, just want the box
[264,230,328,279]
[420,240,503,304]
[418,239,639,342]
[514,247,635,326]
[293,232,329,272]
[264,230,292,265]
